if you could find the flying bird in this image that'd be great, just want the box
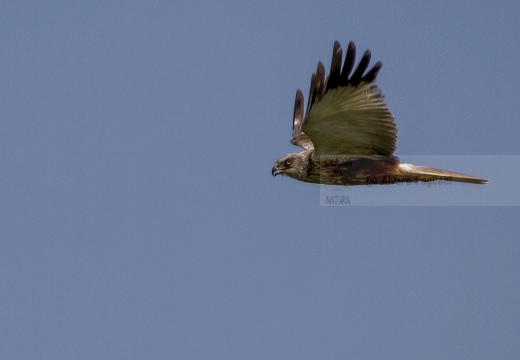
[272,41,488,186]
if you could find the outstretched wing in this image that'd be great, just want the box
[298,41,397,157]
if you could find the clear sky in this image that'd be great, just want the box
[1,1,519,359]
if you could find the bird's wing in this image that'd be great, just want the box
[300,41,397,157]
[290,90,314,150]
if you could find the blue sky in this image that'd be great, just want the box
[1,1,519,359]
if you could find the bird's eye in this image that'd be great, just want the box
[285,160,291,166]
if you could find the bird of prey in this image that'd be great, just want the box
[272,40,488,186]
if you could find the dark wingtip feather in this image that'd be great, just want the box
[362,61,382,83]
[306,62,326,115]
[326,41,343,91]
[350,50,371,86]
[305,73,316,115]
[340,41,356,85]
[316,62,325,96]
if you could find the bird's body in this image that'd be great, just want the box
[272,41,488,186]
[274,151,486,186]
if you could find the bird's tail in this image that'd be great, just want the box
[399,163,488,185]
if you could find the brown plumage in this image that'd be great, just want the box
[272,40,488,186]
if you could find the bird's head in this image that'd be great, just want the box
[272,153,306,179]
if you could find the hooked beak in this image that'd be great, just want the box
[272,163,282,176]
